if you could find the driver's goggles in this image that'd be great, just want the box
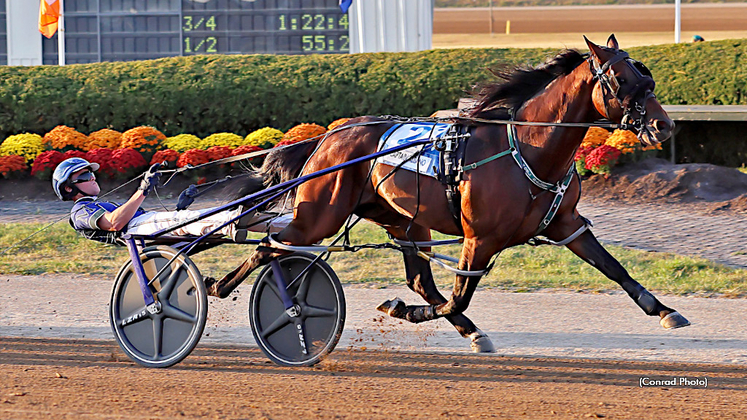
[71,171,96,184]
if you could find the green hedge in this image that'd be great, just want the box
[0,39,744,139]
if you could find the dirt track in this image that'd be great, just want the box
[434,4,747,34]
[2,337,746,420]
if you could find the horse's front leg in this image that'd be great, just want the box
[566,230,690,329]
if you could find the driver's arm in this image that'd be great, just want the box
[97,190,147,231]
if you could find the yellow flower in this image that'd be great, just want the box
[0,133,46,163]
[164,134,201,153]
[245,127,283,149]
[605,129,639,154]
[200,133,243,149]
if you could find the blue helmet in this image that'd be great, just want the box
[52,157,100,200]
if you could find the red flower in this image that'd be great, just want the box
[574,145,595,162]
[177,149,210,168]
[0,155,27,178]
[31,150,65,180]
[274,139,300,148]
[111,148,147,178]
[585,145,622,175]
[63,150,87,160]
[232,145,261,156]
[207,146,233,162]
[150,149,180,167]
[231,145,263,168]
[86,148,115,178]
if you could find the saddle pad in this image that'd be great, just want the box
[376,122,452,179]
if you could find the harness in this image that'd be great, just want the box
[588,51,656,134]
[457,121,581,242]
[434,124,471,233]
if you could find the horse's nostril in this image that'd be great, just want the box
[654,119,673,133]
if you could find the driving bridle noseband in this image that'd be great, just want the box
[588,50,656,133]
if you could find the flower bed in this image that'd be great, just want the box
[0,155,27,179]
[0,117,357,186]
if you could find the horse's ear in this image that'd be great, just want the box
[584,36,606,61]
[606,34,619,50]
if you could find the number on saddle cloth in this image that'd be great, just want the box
[376,122,469,180]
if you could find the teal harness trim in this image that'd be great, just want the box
[461,149,512,171]
[461,122,577,236]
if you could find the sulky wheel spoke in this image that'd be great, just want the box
[260,313,292,340]
[152,316,164,360]
[161,304,197,324]
[302,304,337,318]
[263,277,283,303]
[295,321,309,355]
[157,264,184,300]
[294,271,312,304]
[118,306,151,327]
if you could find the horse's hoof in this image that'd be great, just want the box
[469,330,496,353]
[376,297,406,318]
[660,311,691,329]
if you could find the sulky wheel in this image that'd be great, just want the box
[249,252,345,367]
[109,245,207,368]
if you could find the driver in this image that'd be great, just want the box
[52,157,291,243]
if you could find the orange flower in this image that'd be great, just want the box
[280,123,327,145]
[580,127,610,149]
[88,128,123,149]
[44,125,90,151]
[327,118,351,131]
[121,126,166,154]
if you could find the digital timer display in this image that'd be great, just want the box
[181,0,349,56]
[182,8,349,55]
[41,0,349,65]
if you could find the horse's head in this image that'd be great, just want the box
[585,35,674,146]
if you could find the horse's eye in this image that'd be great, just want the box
[618,78,626,85]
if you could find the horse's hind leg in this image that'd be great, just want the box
[377,235,497,339]
[208,172,368,298]
[566,230,690,329]
[375,223,495,353]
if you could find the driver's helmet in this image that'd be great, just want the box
[52,157,100,200]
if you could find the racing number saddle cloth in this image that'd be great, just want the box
[376,122,471,231]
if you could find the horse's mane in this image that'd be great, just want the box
[466,50,587,119]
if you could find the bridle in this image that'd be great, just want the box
[588,50,656,133]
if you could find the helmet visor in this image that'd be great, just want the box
[70,171,96,184]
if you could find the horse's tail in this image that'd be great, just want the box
[258,139,321,189]
[231,138,321,210]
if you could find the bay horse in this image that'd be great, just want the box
[210,35,690,352]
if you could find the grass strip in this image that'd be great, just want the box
[1,222,745,296]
